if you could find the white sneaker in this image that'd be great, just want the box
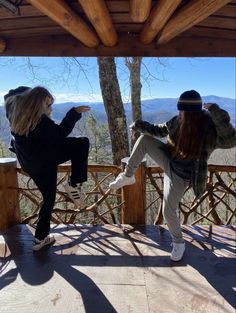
[109,173,135,191]
[32,235,55,251]
[64,182,85,207]
[170,242,185,261]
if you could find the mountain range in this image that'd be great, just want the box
[52,95,236,125]
[0,95,235,147]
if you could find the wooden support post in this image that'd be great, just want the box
[121,159,146,224]
[0,158,20,233]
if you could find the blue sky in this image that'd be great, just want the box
[0,57,235,105]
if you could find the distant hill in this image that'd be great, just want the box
[1,96,235,147]
[52,95,236,125]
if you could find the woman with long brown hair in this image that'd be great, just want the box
[109,90,236,261]
[5,86,90,251]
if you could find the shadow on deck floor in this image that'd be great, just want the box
[0,224,235,313]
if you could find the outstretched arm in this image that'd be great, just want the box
[130,116,177,138]
[204,103,236,149]
[58,105,91,137]
[31,106,91,143]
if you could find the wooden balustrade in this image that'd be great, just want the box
[146,164,236,225]
[0,157,235,233]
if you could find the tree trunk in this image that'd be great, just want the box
[97,57,129,165]
[125,57,143,121]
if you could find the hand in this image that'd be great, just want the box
[74,105,91,113]
[203,103,213,110]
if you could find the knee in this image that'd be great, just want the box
[139,134,148,141]
[135,134,148,146]
[138,134,154,145]
[74,137,89,150]
[83,136,89,146]
[82,137,90,150]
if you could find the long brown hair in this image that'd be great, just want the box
[6,86,54,136]
[169,111,216,159]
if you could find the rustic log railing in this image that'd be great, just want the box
[17,163,122,226]
[0,157,235,232]
[145,164,236,225]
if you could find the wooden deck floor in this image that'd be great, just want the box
[0,224,235,313]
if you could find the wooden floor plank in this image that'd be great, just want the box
[0,224,235,313]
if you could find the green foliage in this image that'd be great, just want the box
[0,141,7,157]
[85,114,112,164]
[72,113,113,164]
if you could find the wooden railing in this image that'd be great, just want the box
[17,163,122,226]
[0,158,235,232]
[145,165,236,225]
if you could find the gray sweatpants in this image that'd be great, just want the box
[125,135,189,243]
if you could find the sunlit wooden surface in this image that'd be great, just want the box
[0,224,235,313]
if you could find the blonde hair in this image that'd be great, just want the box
[6,86,54,136]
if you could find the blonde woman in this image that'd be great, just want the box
[4,86,90,251]
[109,90,236,261]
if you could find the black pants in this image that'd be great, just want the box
[30,137,89,240]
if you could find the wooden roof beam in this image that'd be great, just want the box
[158,0,231,45]
[130,0,152,23]
[140,0,182,44]
[0,38,6,53]
[27,0,99,48]
[1,34,235,57]
[78,0,117,47]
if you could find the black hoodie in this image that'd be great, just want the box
[11,108,81,174]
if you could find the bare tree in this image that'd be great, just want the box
[97,57,129,165]
[125,57,143,121]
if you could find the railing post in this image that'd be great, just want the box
[208,170,222,225]
[121,158,146,224]
[0,158,20,233]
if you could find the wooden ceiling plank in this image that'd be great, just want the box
[130,0,152,22]
[0,1,130,20]
[182,26,236,40]
[0,17,57,30]
[2,23,234,40]
[214,4,236,17]
[0,5,42,19]
[78,0,117,47]
[27,0,99,48]
[140,0,182,44]
[0,26,67,38]
[198,16,236,29]
[0,24,144,39]
[158,0,231,45]
[0,38,6,53]
[106,1,130,13]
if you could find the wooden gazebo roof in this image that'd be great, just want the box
[0,0,235,57]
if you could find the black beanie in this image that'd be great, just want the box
[177,90,202,111]
[4,86,31,101]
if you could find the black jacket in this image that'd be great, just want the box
[11,108,81,174]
